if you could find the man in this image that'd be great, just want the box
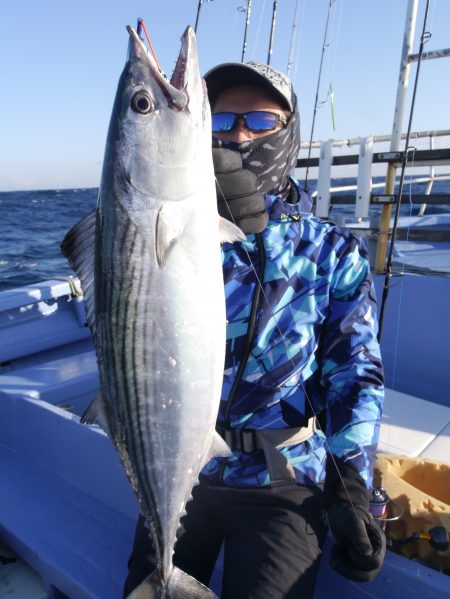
[124,61,385,599]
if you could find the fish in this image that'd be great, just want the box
[61,23,244,598]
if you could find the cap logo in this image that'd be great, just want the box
[247,61,293,109]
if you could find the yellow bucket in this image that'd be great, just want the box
[374,454,450,574]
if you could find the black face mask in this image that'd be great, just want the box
[214,97,300,198]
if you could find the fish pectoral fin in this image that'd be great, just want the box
[80,391,111,435]
[200,431,232,470]
[210,431,232,459]
[156,204,187,266]
[219,216,246,244]
[60,209,97,339]
[126,566,218,599]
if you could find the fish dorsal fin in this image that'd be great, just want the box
[155,203,186,266]
[60,209,96,339]
[219,216,246,244]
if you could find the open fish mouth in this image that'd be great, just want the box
[127,24,198,111]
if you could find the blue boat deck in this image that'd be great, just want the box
[0,277,449,598]
[1,392,449,599]
[0,542,46,599]
[0,396,138,599]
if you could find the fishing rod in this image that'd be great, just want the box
[287,0,299,76]
[194,0,214,35]
[267,1,278,65]
[304,0,335,192]
[377,0,432,343]
[240,0,253,62]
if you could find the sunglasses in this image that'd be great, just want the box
[211,111,288,133]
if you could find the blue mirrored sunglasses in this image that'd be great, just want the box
[211,111,288,133]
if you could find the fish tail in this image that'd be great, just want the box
[167,566,219,598]
[126,566,218,599]
[125,567,162,599]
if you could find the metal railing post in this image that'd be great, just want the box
[375,0,418,272]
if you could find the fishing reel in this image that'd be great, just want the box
[369,487,450,552]
[369,487,403,529]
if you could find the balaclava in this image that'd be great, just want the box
[204,61,300,198]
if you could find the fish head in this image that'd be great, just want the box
[102,25,212,209]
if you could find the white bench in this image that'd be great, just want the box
[379,388,450,459]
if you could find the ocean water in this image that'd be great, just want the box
[0,179,449,292]
[0,188,97,292]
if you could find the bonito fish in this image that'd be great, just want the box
[62,24,243,598]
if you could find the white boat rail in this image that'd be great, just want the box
[296,130,450,222]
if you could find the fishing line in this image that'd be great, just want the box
[194,0,215,35]
[327,0,343,130]
[267,1,278,65]
[137,18,162,73]
[389,147,416,401]
[348,581,380,599]
[211,0,385,559]
[328,0,343,78]
[427,0,436,35]
[377,0,432,548]
[216,177,367,523]
[377,0,432,342]
[250,0,267,61]
[291,0,306,91]
[304,0,336,192]
[381,148,417,491]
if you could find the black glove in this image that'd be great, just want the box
[324,456,386,582]
[212,147,268,234]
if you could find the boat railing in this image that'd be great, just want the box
[296,129,450,221]
[295,130,450,272]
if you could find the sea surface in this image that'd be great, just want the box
[0,178,449,292]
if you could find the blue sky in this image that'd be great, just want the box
[1,0,449,191]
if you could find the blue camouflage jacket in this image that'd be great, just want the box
[201,181,384,490]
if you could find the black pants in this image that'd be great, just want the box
[123,480,328,599]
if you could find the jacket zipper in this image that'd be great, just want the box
[219,233,266,482]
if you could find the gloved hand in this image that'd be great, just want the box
[324,455,386,582]
[328,501,386,582]
[212,147,268,234]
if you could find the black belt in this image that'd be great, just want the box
[216,419,316,487]
[216,425,260,452]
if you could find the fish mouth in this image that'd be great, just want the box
[127,25,198,111]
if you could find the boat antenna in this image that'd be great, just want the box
[377,0,432,343]
[239,0,253,62]
[304,0,336,192]
[194,0,214,35]
[267,1,278,65]
[287,0,300,76]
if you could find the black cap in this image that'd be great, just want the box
[204,61,295,112]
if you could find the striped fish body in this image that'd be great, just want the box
[62,26,241,597]
[96,186,225,572]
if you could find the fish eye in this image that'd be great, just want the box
[131,91,154,114]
